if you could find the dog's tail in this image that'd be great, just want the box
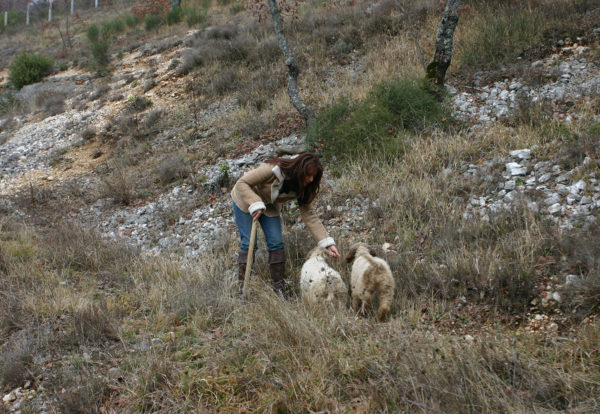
[363,252,387,273]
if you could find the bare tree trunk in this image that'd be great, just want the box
[426,0,462,86]
[49,0,53,22]
[26,3,31,25]
[95,0,98,9]
[4,11,7,27]
[71,0,75,15]
[60,0,73,50]
[266,0,315,130]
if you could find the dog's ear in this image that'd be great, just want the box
[345,244,357,262]
[369,247,378,257]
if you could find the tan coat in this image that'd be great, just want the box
[231,163,335,248]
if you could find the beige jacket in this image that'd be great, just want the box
[231,163,335,248]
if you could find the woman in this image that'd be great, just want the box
[231,152,340,295]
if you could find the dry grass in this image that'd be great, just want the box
[1,206,599,411]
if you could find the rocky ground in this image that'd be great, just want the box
[2,33,599,258]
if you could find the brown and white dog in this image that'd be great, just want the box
[345,243,395,321]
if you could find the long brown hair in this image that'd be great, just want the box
[267,152,323,205]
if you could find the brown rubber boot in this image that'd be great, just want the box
[237,251,249,296]
[268,249,286,296]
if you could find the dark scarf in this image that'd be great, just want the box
[280,178,307,206]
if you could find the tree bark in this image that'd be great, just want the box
[266,0,315,130]
[426,0,462,86]
[26,3,31,25]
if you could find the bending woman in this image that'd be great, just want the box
[231,152,340,295]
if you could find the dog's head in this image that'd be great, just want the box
[344,242,377,263]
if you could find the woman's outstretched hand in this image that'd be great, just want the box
[327,245,340,258]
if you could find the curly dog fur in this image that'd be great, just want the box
[300,246,348,309]
[345,243,395,321]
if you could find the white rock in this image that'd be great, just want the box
[545,194,561,205]
[506,162,527,176]
[548,203,562,214]
[509,149,531,160]
[574,179,587,192]
[2,392,15,402]
[538,173,552,183]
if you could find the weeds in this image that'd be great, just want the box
[157,154,191,184]
[308,78,454,161]
[0,90,21,115]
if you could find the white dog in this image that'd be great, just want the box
[300,246,348,309]
[345,243,395,322]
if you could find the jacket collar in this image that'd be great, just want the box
[271,165,285,203]
[272,165,285,182]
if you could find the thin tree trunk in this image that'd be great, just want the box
[71,0,75,15]
[49,0,53,22]
[266,0,315,129]
[26,3,31,25]
[426,0,462,86]
[4,11,7,27]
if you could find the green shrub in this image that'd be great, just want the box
[145,15,163,32]
[8,52,54,90]
[87,24,100,43]
[87,24,111,72]
[5,8,25,27]
[185,6,207,27]
[372,79,452,133]
[89,39,111,70]
[308,78,454,161]
[166,7,184,25]
[102,18,125,36]
[124,14,140,28]
[586,121,600,137]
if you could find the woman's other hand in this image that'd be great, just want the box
[252,209,264,222]
[327,245,340,258]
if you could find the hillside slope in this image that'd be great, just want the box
[1,0,600,412]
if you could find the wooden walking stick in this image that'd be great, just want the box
[242,219,258,299]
